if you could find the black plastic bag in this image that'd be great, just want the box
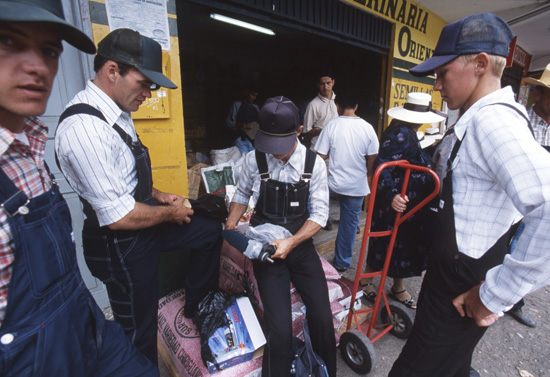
[195,289,243,370]
[291,319,329,377]
[189,194,228,223]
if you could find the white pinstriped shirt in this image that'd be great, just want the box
[55,80,139,227]
[232,143,329,228]
[528,105,550,147]
[452,87,550,315]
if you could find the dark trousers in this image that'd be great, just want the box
[389,225,516,377]
[83,215,222,363]
[253,240,336,377]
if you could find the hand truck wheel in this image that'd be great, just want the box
[340,329,377,374]
[380,301,415,339]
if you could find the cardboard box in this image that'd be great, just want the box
[206,297,266,373]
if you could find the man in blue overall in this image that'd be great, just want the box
[0,0,158,375]
[225,96,336,377]
[55,29,223,364]
[389,13,550,377]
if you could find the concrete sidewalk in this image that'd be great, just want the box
[159,199,550,376]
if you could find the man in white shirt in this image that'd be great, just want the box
[56,29,222,364]
[301,73,338,150]
[316,90,379,271]
[225,96,336,377]
[390,13,550,377]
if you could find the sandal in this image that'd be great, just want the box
[389,288,417,309]
[360,282,377,303]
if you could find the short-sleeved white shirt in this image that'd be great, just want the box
[315,116,379,196]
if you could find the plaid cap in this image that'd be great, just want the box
[410,13,514,77]
[98,28,177,89]
[0,0,96,53]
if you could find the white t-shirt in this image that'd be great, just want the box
[315,116,379,196]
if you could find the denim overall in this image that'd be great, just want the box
[250,149,337,377]
[58,104,222,363]
[390,130,519,377]
[0,165,157,376]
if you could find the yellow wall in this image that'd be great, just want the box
[89,5,188,197]
[343,0,447,128]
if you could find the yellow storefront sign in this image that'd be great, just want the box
[342,0,448,123]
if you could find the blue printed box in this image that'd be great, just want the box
[207,297,266,373]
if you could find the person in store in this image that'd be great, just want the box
[360,92,445,309]
[301,72,338,150]
[225,86,260,129]
[225,96,336,377]
[0,0,158,375]
[389,13,550,377]
[232,102,259,156]
[315,89,379,273]
[55,28,222,365]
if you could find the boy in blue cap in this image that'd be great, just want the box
[0,0,158,375]
[390,13,550,377]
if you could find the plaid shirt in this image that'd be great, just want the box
[0,117,51,325]
[452,87,550,315]
[528,105,550,147]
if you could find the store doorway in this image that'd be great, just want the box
[177,1,387,153]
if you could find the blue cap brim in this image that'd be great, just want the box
[254,132,296,155]
[0,2,96,54]
[409,54,458,77]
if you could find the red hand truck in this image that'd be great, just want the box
[339,160,440,374]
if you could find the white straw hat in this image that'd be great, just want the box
[523,63,550,89]
[387,92,446,124]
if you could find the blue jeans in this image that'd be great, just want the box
[333,193,364,270]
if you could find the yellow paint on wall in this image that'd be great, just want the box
[89,20,188,197]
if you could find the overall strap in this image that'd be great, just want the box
[58,103,107,124]
[255,151,270,181]
[301,148,316,181]
[0,168,29,218]
[56,103,108,170]
[491,102,533,136]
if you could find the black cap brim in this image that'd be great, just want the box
[138,67,177,89]
[0,2,96,54]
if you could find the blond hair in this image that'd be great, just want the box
[459,54,506,77]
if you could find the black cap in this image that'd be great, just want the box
[255,96,300,155]
[0,0,96,54]
[97,28,177,89]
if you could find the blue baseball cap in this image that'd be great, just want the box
[255,96,300,155]
[410,13,514,77]
[0,0,96,54]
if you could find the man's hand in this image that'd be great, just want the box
[269,237,297,260]
[166,196,193,225]
[452,284,499,327]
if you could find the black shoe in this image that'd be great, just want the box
[507,308,537,328]
[469,367,480,377]
[323,219,333,231]
[335,267,347,273]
